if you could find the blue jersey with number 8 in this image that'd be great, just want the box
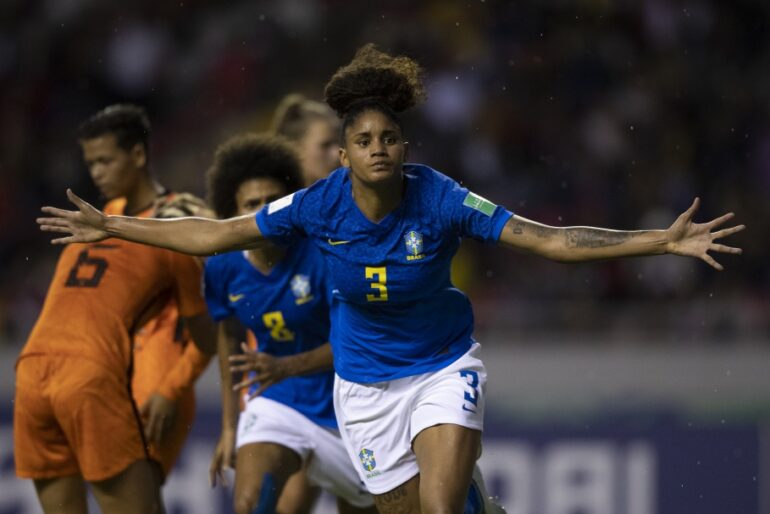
[204,240,336,428]
[256,164,513,383]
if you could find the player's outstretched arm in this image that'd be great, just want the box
[38,189,264,255]
[498,198,744,270]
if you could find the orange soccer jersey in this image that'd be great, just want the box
[107,198,211,478]
[15,198,207,481]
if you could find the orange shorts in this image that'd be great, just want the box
[132,332,196,479]
[14,354,149,482]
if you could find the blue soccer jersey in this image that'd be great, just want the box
[204,239,336,428]
[255,164,513,383]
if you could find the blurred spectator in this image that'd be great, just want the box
[1,0,765,347]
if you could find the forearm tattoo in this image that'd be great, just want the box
[564,227,635,248]
[508,220,638,250]
[375,482,414,514]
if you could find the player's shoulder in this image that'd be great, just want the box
[287,167,349,221]
[404,163,457,190]
[403,163,461,210]
[303,166,348,200]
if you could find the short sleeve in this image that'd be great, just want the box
[255,189,308,244]
[169,252,207,317]
[442,179,513,243]
[203,258,233,322]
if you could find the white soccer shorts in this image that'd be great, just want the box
[333,343,486,494]
[237,396,373,507]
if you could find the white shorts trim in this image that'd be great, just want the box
[334,343,486,495]
[237,396,373,507]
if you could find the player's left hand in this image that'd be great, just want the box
[666,197,745,270]
[229,342,289,398]
[140,393,177,445]
[38,189,111,244]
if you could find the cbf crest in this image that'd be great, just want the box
[359,448,377,472]
[404,230,425,261]
[290,274,314,305]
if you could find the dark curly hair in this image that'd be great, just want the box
[270,93,338,142]
[206,133,303,219]
[77,104,151,156]
[323,44,426,137]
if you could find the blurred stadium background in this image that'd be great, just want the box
[1,1,768,512]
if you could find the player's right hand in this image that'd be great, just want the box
[38,189,110,244]
[140,393,177,445]
[209,427,236,488]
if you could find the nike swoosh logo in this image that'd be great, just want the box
[327,239,351,246]
[228,293,245,303]
[462,405,477,413]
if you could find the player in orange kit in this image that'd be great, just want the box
[14,104,216,514]
[104,192,212,482]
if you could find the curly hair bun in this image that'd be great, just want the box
[324,44,426,118]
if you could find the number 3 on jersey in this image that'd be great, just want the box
[262,311,295,342]
[365,266,388,302]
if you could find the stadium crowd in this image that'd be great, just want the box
[1,0,766,346]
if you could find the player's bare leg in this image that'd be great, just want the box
[413,423,481,514]
[337,496,379,514]
[372,474,421,514]
[277,467,320,514]
[33,475,88,514]
[89,459,164,514]
[233,442,304,514]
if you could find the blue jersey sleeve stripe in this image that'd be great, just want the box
[255,209,276,241]
[492,208,514,242]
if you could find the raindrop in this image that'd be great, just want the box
[557,216,563,222]
[630,125,635,131]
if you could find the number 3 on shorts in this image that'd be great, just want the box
[460,369,479,412]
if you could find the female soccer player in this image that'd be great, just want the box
[204,134,374,514]
[207,94,343,512]
[271,93,340,186]
[38,45,744,514]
